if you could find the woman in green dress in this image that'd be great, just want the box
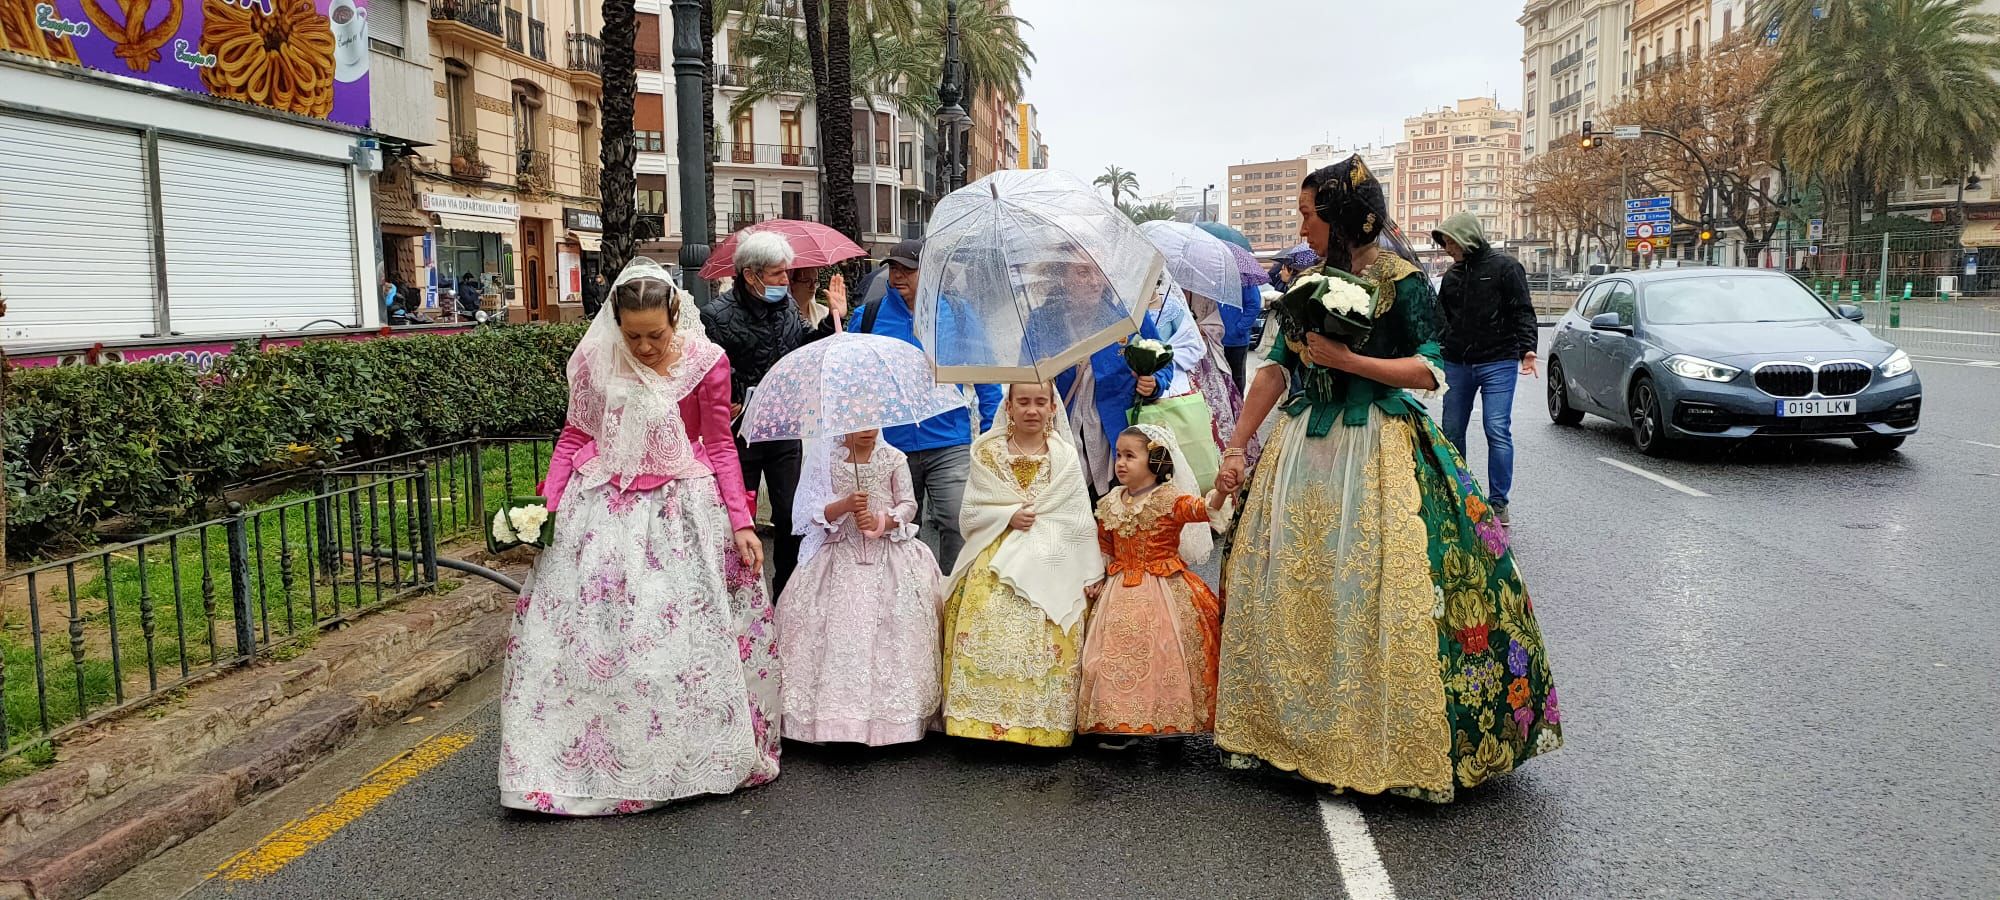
[1213,156,1562,802]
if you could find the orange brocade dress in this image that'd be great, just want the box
[1076,489,1223,736]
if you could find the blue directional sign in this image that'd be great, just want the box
[1627,210,1673,223]
[1625,197,1673,211]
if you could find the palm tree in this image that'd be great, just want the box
[1121,200,1177,224]
[1093,166,1139,207]
[1762,0,2000,239]
[598,0,640,275]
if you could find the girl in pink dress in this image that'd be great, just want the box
[775,429,942,745]
[499,259,781,816]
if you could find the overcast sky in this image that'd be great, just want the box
[1010,0,1527,199]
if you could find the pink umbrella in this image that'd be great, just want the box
[699,220,867,279]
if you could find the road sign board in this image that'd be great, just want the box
[1637,223,1656,239]
[1626,210,1673,222]
[1613,125,1641,140]
[1809,244,1820,256]
[1626,196,1673,211]
[1808,218,1824,240]
[1637,239,1655,255]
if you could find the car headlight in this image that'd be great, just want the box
[1664,354,1741,383]
[1880,349,1912,378]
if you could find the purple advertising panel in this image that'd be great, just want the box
[0,0,371,128]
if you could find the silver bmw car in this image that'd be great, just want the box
[1545,268,1922,455]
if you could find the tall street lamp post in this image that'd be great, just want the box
[935,0,969,194]
[1200,184,1213,222]
[671,0,711,304]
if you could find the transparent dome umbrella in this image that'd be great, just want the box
[914,170,1167,383]
[739,332,972,443]
[1140,220,1243,307]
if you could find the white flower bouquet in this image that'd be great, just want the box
[1121,336,1175,406]
[487,497,554,553]
[1274,268,1378,348]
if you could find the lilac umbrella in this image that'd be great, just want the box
[1222,241,1271,286]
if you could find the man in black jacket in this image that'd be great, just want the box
[1434,213,1538,525]
[700,230,845,592]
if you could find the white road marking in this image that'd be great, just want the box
[1319,798,1397,900]
[1966,440,2000,451]
[1912,354,2000,369]
[1596,457,1713,498]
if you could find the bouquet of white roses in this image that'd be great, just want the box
[1121,336,1175,406]
[488,497,554,553]
[1274,268,1378,348]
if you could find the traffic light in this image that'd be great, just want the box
[1698,223,1715,243]
[1580,120,1596,150]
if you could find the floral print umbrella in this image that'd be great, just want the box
[739,332,971,442]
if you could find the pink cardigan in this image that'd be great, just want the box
[537,355,755,533]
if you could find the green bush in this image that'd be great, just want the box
[4,324,584,552]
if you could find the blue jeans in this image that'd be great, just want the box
[905,444,972,572]
[1442,360,1519,507]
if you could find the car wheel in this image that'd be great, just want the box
[1629,377,1674,457]
[1547,359,1585,426]
[1852,434,1907,455]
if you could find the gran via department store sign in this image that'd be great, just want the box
[420,194,518,220]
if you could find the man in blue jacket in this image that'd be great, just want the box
[846,239,1001,571]
[1221,281,1262,388]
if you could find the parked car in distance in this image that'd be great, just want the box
[1545,268,1922,455]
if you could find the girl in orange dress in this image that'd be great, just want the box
[1077,424,1229,748]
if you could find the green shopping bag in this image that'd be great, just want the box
[1129,393,1221,493]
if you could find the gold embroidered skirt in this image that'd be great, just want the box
[1216,407,1562,802]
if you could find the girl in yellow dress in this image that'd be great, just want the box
[938,382,1103,747]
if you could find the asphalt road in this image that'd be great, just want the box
[111,356,2000,900]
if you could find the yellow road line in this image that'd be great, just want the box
[210,729,478,882]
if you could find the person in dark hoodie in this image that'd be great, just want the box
[1433,212,1538,525]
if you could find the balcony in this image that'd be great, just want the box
[581,161,601,196]
[567,33,602,73]
[1548,91,1582,115]
[1550,48,1583,76]
[504,8,523,53]
[902,221,926,240]
[760,0,800,17]
[715,142,817,167]
[449,133,489,178]
[718,64,752,87]
[634,50,659,70]
[528,18,546,60]
[1639,51,1683,80]
[429,0,501,37]
[635,213,667,240]
[516,147,551,193]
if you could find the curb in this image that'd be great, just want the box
[0,582,514,900]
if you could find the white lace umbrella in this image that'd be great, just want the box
[915,169,1166,383]
[1140,220,1243,308]
[738,332,971,443]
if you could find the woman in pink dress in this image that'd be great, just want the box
[499,259,781,816]
[775,429,941,745]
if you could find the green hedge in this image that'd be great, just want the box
[4,324,585,552]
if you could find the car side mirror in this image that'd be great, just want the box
[1590,311,1631,333]
[1838,304,1865,322]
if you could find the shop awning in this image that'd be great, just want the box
[1962,220,2000,248]
[568,230,602,252]
[372,179,430,236]
[435,214,515,235]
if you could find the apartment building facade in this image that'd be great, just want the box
[1391,98,1524,251]
[1227,158,1308,253]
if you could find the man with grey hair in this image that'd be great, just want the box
[701,230,848,592]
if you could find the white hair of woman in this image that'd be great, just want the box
[734,230,798,275]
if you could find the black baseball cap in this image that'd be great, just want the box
[886,239,924,269]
